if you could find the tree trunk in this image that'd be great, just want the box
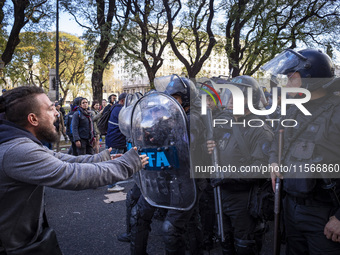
[2,0,29,64]
[92,67,104,102]
[229,61,240,77]
[146,68,155,90]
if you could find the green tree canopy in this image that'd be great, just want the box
[5,31,86,101]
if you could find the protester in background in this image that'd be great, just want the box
[57,98,66,120]
[69,100,74,111]
[106,93,127,192]
[65,97,82,155]
[111,94,117,104]
[103,94,117,115]
[0,86,148,255]
[91,100,103,154]
[54,102,67,151]
[101,99,107,110]
[72,98,95,155]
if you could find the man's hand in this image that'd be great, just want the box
[75,140,81,148]
[140,154,149,167]
[270,163,283,192]
[324,216,340,243]
[207,140,216,154]
[133,147,149,167]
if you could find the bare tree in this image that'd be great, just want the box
[61,0,132,101]
[163,0,216,79]
[120,0,168,88]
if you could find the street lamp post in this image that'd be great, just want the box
[56,0,60,101]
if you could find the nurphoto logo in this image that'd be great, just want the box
[201,85,312,116]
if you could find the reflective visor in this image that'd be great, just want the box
[261,49,308,76]
[154,74,187,95]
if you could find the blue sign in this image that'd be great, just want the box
[139,146,179,171]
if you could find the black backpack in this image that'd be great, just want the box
[97,104,116,135]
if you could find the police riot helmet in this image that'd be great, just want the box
[261,48,335,91]
[197,77,218,93]
[196,77,221,107]
[165,76,198,108]
[220,75,266,111]
[233,75,265,109]
[210,75,231,84]
[155,74,198,108]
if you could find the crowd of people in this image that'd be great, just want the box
[0,48,340,255]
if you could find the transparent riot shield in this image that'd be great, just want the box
[131,91,196,211]
[119,92,143,140]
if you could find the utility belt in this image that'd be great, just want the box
[288,194,334,207]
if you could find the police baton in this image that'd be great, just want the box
[203,108,225,242]
[274,129,284,255]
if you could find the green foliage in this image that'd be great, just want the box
[4,31,86,100]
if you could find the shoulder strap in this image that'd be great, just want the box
[105,104,116,116]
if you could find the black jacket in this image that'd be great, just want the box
[72,109,94,142]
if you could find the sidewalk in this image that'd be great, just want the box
[53,138,106,153]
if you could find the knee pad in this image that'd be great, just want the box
[162,220,186,254]
[234,238,258,255]
[162,220,176,236]
[162,220,180,247]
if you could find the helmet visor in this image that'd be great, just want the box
[261,49,308,76]
[154,75,187,95]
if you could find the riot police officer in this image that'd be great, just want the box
[162,76,207,255]
[207,75,273,255]
[266,49,340,254]
[129,75,207,255]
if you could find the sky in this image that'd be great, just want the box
[58,12,83,37]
